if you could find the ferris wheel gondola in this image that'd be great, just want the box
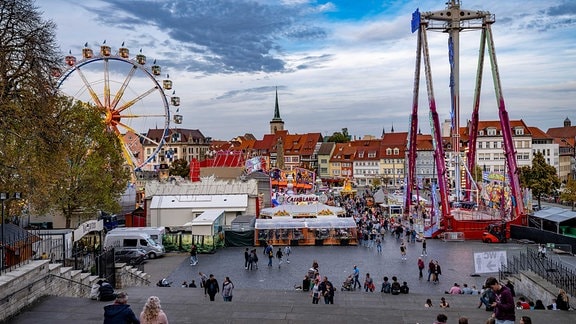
[53,42,182,171]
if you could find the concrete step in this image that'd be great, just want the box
[10,287,576,324]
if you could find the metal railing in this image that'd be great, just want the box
[1,231,37,275]
[500,246,576,297]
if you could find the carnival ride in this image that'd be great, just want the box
[405,0,527,240]
[53,42,181,171]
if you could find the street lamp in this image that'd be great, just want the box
[1,192,21,247]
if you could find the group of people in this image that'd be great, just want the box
[445,282,480,295]
[196,272,235,302]
[103,293,168,324]
[432,313,533,324]
[244,244,292,270]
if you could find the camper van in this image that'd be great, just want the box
[107,227,166,245]
[104,232,165,259]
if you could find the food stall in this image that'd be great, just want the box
[255,202,357,246]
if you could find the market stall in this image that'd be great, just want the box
[256,203,357,246]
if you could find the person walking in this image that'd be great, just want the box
[189,244,198,266]
[199,272,208,296]
[421,238,427,256]
[276,247,283,268]
[375,235,382,254]
[485,277,515,324]
[352,265,361,290]
[428,259,435,282]
[284,245,291,263]
[417,257,425,279]
[139,296,168,324]
[103,292,140,324]
[318,276,335,304]
[310,278,321,304]
[249,249,259,270]
[264,243,274,267]
[206,274,220,302]
[400,240,407,261]
[244,248,250,269]
[433,260,441,284]
[222,277,234,302]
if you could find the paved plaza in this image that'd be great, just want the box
[9,238,576,323]
[157,238,568,295]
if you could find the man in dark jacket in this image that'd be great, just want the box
[318,276,335,304]
[206,274,220,301]
[103,292,140,324]
[486,277,515,324]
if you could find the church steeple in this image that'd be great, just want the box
[270,87,285,134]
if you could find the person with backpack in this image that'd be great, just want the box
[264,243,274,267]
[205,274,219,302]
[381,276,391,293]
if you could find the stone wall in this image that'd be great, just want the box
[0,260,150,322]
[509,270,573,306]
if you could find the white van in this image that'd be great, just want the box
[104,232,165,259]
[107,227,165,245]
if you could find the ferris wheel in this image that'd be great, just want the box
[53,42,182,171]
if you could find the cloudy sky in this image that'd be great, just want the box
[38,0,576,140]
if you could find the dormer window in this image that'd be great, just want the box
[386,148,392,155]
[487,128,497,136]
[358,152,364,158]
[479,130,484,136]
[393,148,399,155]
[514,128,524,136]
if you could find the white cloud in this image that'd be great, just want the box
[39,0,576,140]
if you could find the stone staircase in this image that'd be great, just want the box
[10,286,576,324]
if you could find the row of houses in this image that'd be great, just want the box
[127,117,576,188]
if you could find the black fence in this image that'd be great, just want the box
[0,231,37,275]
[500,245,576,298]
[96,248,116,287]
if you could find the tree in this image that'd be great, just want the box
[327,128,350,143]
[560,179,576,211]
[47,99,130,228]
[170,158,190,178]
[518,152,561,209]
[0,0,62,214]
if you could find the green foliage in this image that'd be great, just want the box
[169,158,190,178]
[47,99,130,227]
[560,179,576,210]
[326,128,350,143]
[518,152,561,208]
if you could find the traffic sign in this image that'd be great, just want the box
[474,251,507,274]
